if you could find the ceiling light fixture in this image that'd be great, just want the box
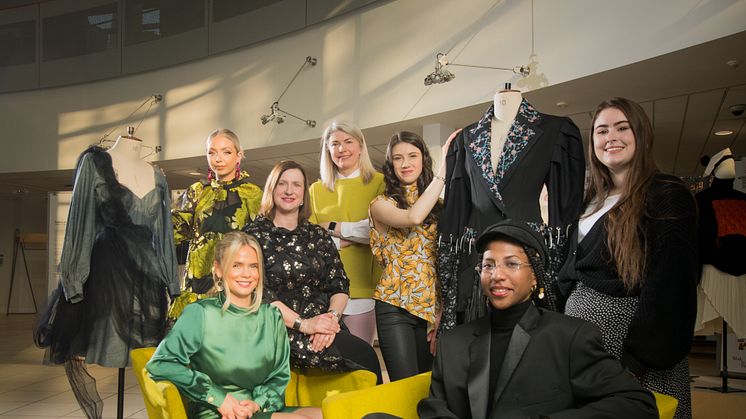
[714,130,734,136]
[424,53,530,86]
[260,56,317,127]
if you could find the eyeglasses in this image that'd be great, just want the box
[475,260,531,276]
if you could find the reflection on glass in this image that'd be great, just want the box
[212,0,279,23]
[42,3,118,61]
[0,20,35,67]
[125,0,204,46]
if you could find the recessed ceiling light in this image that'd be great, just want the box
[556,101,569,108]
[188,171,202,176]
[726,59,741,68]
[714,130,734,136]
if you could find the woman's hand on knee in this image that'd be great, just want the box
[309,332,336,352]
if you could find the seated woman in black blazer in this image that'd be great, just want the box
[416,219,658,419]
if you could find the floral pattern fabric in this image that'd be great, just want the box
[467,99,541,201]
[244,217,358,372]
[169,171,262,319]
[370,186,439,324]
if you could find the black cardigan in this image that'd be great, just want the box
[559,173,698,373]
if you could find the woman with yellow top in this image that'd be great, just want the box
[369,129,460,381]
[169,128,262,319]
[309,121,384,345]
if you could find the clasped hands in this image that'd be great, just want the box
[299,312,340,352]
[218,394,260,419]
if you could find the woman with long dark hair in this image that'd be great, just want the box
[559,97,698,418]
[368,129,459,381]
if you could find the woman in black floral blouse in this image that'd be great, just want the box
[244,160,381,383]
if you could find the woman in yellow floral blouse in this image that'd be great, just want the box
[169,128,262,319]
[369,129,460,381]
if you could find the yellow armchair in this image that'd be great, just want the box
[322,372,431,419]
[131,347,188,419]
[321,371,679,419]
[131,347,377,418]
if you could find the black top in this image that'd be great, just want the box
[559,173,698,372]
[243,216,354,371]
[696,177,746,276]
[488,299,532,409]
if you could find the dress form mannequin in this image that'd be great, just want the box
[490,88,522,171]
[705,148,737,180]
[695,147,746,392]
[107,129,155,197]
[34,127,178,418]
[437,85,585,328]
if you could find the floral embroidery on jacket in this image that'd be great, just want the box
[467,99,541,198]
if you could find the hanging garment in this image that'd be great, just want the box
[696,177,746,276]
[438,100,584,329]
[35,146,179,368]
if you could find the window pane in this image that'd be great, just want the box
[212,0,279,23]
[125,0,204,46]
[0,20,35,67]
[42,3,118,62]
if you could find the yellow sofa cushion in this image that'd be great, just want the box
[286,368,377,407]
[322,372,431,419]
[321,371,679,419]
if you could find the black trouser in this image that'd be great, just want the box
[375,300,433,382]
[333,326,383,384]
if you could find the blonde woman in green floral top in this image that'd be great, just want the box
[169,129,262,319]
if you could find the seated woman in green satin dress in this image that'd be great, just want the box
[147,232,321,419]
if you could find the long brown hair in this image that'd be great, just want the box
[585,97,658,290]
[382,131,441,225]
[259,160,311,222]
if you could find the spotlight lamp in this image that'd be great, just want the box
[260,56,318,127]
[424,53,530,86]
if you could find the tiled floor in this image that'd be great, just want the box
[0,314,145,419]
[2,313,745,419]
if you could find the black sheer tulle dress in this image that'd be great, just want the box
[34,146,179,417]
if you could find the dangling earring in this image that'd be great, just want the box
[531,284,537,294]
[214,277,223,291]
[235,162,241,179]
[537,287,545,300]
[207,168,214,182]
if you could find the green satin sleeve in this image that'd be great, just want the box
[146,304,227,408]
[251,307,290,411]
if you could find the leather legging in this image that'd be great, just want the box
[374,300,433,382]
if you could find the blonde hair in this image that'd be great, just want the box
[213,232,264,313]
[259,160,311,222]
[319,121,376,191]
[206,128,244,158]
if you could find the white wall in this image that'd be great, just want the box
[1,0,745,174]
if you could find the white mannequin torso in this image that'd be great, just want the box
[490,90,522,171]
[107,135,156,198]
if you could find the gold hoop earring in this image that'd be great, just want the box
[530,284,537,294]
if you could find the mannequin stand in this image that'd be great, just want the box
[117,368,125,419]
[697,319,746,393]
[6,229,39,314]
